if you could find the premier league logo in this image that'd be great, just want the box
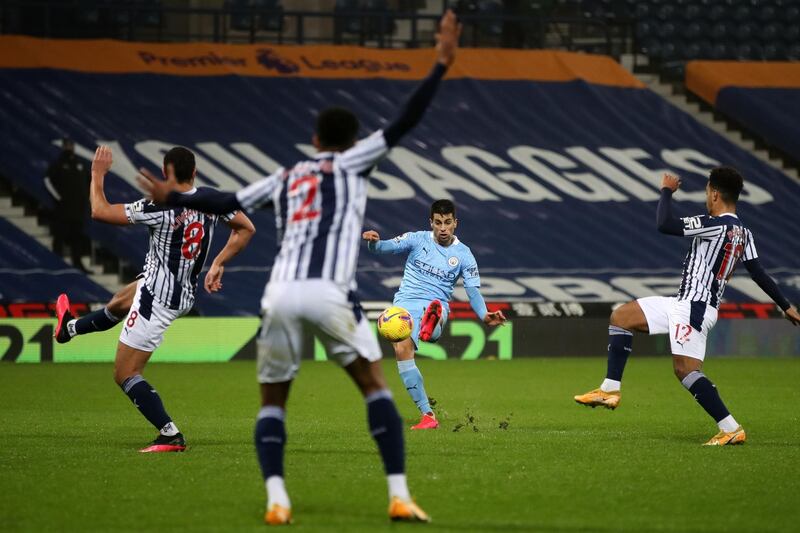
[256,48,300,74]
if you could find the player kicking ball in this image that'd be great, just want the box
[55,145,254,452]
[575,168,800,445]
[363,199,506,430]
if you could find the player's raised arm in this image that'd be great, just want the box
[138,166,282,214]
[88,146,129,226]
[204,211,256,294]
[382,10,461,148]
[656,173,723,238]
[363,230,416,255]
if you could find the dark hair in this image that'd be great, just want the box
[430,199,456,219]
[164,146,196,184]
[316,107,359,150]
[708,166,744,203]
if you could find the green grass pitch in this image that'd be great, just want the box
[1,358,799,532]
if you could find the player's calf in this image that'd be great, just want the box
[680,367,742,445]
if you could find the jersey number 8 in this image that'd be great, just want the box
[182,221,205,260]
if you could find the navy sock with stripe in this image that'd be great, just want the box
[681,371,731,423]
[120,374,174,433]
[366,389,404,475]
[72,307,120,336]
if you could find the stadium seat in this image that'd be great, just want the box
[706,4,726,22]
[736,41,764,60]
[735,22,757,41]
[254,0,283,32]
[760,22,783,42]
[681,21,704,40]
[709,21,729,40]
[228,0,253,31]
[635,18,657,40]
[709,41,735,59]
[656,22,676,39]
[731,5,751,22]
[763,42,787,60]
[655,3,676,21]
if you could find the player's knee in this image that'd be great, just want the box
[672,358,699,381]
[107,294,128,316]
[113,360,140,385]
[393,339,414,360]
[609,305,629,328]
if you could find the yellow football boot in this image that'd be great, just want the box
[265,503,292,525]
[573,388,620,410]
[388,496,431,523]
[703,426,746,446]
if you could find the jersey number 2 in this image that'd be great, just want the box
[181,222,205,260]
[289,175,320,222]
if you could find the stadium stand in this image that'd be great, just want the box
[686,61,800,167]
[0,37,798,316]
[574,0,800,77]
[0,215,111,304]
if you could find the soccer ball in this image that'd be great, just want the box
[377,306,414,342]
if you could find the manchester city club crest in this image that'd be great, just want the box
[448,256,459,267]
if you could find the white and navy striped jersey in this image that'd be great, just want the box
[124,188,236,311]
[676,213,756,308]
[235,130,389,289]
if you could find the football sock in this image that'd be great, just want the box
[266,476,290,509]
[255,405,288,507]
[600,378,621,393]
[717,414,740,433]
[397,359,432,415]
[159,422,180,437]
[70,307,120,337]
[603,325,632,388]
[366,389,405,477]
[388,473,411,501]
[120,374,174,431]
[681,371,733,427]
[430,319,443,342]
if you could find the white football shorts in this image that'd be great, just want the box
[256,279,382,383]
[119,279,187,352]
[636,296,718,361]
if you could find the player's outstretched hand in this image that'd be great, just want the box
[483,309,507,327]
[137,166,178,204]
[92,145,113,177]
[362,230,380,242]
[204,264,224,294]
[661,173,681,192]
[435,9,461,67]
[785,306,800,326]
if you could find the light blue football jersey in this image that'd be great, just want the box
[373,230,481,305]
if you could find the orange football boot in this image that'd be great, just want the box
[388,496,430,522]
[573,388,621,410]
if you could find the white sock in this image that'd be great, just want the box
[387,473,411,501]
[717,415,739,433]
[267,476,291,508]
[67,319,78,338]
[159,421,180,437]
[600,378,621,392]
